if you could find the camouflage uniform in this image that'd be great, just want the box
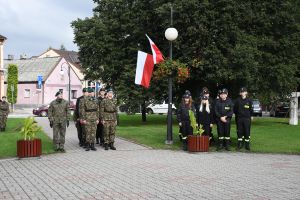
[79,96,99,150]
[0,101,9,131]
[48,98,70,150]
[100,98,117,149]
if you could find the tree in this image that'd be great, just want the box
[7,64,18,106]
[60,44,66,51]
[72,0,300,110]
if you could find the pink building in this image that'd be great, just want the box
[4,57,82,107]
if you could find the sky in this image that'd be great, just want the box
[0,0,95,58]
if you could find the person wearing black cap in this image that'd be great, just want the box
[48,91,71,152]
[197,95,214,138]
[96,88,106,146]
[100,89,118,150]
[74,88,88,147]
[177,92,196,151]
[79,88,99,151]
[0,96,9,131]
[234,87,253,150]
[214,88,234,151]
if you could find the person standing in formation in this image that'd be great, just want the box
[0,96,9,132]
[96,88,106,146]
[74,88,88,147]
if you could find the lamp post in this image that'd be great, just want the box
[59,62,71,103]
[164,6,178,145]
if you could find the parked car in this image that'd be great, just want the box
[252,99,262,117]
[270,102,290,117]
[147,101,176,114]
[33,102,75,117]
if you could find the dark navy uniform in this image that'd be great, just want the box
[214,90,233,150]
[234,88,253,150]
[96,95,105,145]
[197,96,214,137]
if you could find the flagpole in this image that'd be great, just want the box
[165,5,176,145]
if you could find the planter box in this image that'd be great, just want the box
[17,139,42,158]
[188,135,209,152]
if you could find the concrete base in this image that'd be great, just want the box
[289,92,299,125]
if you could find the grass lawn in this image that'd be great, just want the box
[0,118,55,159]
[117,114,300,154]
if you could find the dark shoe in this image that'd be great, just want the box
[60,148,66,153]
[104,144,109,150]
[99,142,103,146]
[225,140,230,151]
[85,144,91,151]
[110,143,116,150]
[216,140,223,151]
[96,139,99,144]
[55,148,60,152]
[91,143,97,151]
[237,141,243,150]
[245,142,250,151]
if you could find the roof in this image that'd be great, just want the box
[3,57,62,82]
[51,49,80,64]
[0,34,7,40]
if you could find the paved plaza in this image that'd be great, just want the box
[0,117,300,200]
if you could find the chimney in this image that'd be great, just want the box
[7,54,14,60]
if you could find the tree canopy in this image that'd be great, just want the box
[72,0,300,106]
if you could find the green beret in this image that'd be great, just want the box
[99,87,106,92]
[55,91,62,97]
[88,88,94,93]
[107,88,113,93]
[82,88,88,92]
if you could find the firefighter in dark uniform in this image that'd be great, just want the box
[234,87,253,150]
[74,88,88,147]
[96,88,106,146]
[197,95,214,137]
[177,92,196,151]
[214,88,234,151]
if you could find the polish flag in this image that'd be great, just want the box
[135,51,154,88]
[146,34,164,64]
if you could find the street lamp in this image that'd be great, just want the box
[165,6,178,145]
[59,62,71,103]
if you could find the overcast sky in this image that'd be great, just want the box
[0,0,95,58]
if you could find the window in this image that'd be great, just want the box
[71,90,77,99]
[24,89,30,98]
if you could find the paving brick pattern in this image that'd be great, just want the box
[0,117,299,200]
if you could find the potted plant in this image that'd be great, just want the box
[187,111,210,152]
[17,117,42,158]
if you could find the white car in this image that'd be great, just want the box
[147,101,176,114]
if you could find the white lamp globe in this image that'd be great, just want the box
[59,69,64,76]
[165,28,178,41]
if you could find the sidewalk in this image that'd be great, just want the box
[0,118,300,199]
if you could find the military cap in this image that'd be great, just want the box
[107,88,114,93]
[220,88,228,94]
[55,91,62,97]
[183,93,190,99]
[184,90,191,96]
[82,88,88,92]
[202,89,209,95]
[240,87,247,93]
[87,87,94,93]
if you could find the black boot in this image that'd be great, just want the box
[216,140,224,151]
[91,143,97,151]
[110,143,116,150]
[225,140,230,151]
[182,140,188,151]
[237,141,243,150]
[96,138,99,144]
[85,143,91,151]
[245,142,250,151]
[104,143,109,150]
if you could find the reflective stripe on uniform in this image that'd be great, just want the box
[182,137,187,140]
[238,138,243,141]
[219,137,224,140]
[245,139,250,142]
[225,137,230,140]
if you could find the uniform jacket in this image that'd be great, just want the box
[100,98,117,121]
[73,95,84,121]
[177,103,196,123]
[97,96,105,120]
[214,98,234,120]
[234,97,253,118]
[79,96,100,121]
[197,103,214,125]
[48,99,70,123]
[0,101,9,116]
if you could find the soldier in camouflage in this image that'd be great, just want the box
[96,87,106,146]
[100,89,117,150]
[0,96,9,131]
[48,91,71,152]
[79,88,99,151]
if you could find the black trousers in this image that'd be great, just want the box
[216,119,231,140]
[237,117,251,142]
[96,123,104,143]
[200,123,211,136]
[76,122,83,144]
[180,121,193,138]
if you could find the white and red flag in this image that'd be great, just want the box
[135,51,154,88]
[145,34,164,64]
